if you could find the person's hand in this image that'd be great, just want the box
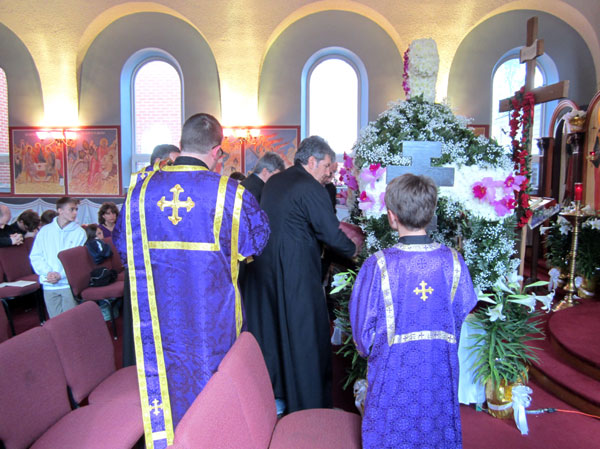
[339,222,365,257]
[46,272,61,284]
[10,233,23,246]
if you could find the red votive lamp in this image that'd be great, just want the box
[574,183,583,201]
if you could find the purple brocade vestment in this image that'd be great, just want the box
[350,237,477,449]
[114,161,269,448]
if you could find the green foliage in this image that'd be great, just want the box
[469,280,547,387]
[577,224,600,279]
[543,219,570,271]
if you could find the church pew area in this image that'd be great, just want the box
[4,286,600,448]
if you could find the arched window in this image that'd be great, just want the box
[0,68,9,191]
[302,48,368,156]
[121,49,183,178]
[491,57,545,150]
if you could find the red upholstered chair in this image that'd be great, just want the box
[217,332,362,449]
[58,245,124,339]
[0,244,44,335]
[0,326,143,449]
[0,299,10,343]
[44,301,140,407]
[172,371,254,449]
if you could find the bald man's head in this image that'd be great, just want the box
[0,205,11,228]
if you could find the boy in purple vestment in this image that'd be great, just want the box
[350,174,477,449]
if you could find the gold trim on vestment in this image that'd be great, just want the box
[393,242,441,252]
[450,248,461,304]
[392,330,457,344]
[231,184,244,336]
[375,250,396,346]
[139,171,175,445]
[159,165,209,172]
[125,173,155,449]
[147,241,219,251]
[375,250,456,347]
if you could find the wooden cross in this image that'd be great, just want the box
[157,184,195,225]
[149,398,163,416]
[413,280,433,301]
[499,17,569,114]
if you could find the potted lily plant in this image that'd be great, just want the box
[576,217,600,297]
[468,273,553,418]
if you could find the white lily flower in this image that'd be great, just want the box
[557,216,572,235]
[539,226,551,235]
[509,296,537,313]
[506,271,523,288]
[548,268,561,291]
[331,273,349,289]
[583,218,600,230]
[535,292,555,312]
[486,303,506,322]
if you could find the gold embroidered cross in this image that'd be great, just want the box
[157,184,195,225]
[149,398,163,416]
[413,281,433,301]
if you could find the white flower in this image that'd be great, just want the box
[583,218,600,230]
[486,303,506,322]
[506,271,523,288]
[557,216,572,235]
[535,291,555,312]
[509,296,537,313]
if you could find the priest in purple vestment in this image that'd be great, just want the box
[350,174,477,449]
[114,113,270,449]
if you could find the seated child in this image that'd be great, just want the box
[349,174,477,449]
[85,224,112,264]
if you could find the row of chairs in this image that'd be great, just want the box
[0,301,141,449]
[58,237,125,339]
[0,234,125,340]
[0,238,45,336]
[169,332,362,449]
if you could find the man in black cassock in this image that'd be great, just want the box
[240,152,285,203]
[242,136,357,414]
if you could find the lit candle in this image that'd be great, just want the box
[574,183,583,201]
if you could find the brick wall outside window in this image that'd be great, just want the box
[0,68,9,186]
[134,60,182,154]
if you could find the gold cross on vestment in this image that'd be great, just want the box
[413,281,433,301]
[149,398,163,416]
[157,184,195,225]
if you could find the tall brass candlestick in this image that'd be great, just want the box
[553,200,583,311]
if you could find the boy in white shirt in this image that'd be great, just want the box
[30,197,87,318]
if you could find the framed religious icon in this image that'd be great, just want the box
[217,134,244,176]
[467,124,490,138]
[10,127,66,196]
[243,126,300,174]
[65,127,122,196]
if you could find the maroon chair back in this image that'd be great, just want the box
[0,302,10,343]
[24,236,35,253]
[57,246,95,296]
[172,371,253,449]
[102,237,124,273]
[0,243,34,282]
[217,332,277,448]
[0,326,71,449]
[44,301,116,404]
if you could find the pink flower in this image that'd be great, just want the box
[503,173,526,193]
[360,164,386,189]
[343,153,354,170]
[493,196,517,217]
[343,173,358,191]
[358,190,375,211]
[472,177,499,203]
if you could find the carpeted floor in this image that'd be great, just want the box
[6,294,600,448]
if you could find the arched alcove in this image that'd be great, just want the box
[0,23,43,126]
[448,10,596,130]
[78,12,220,126]
[258,10,403,127]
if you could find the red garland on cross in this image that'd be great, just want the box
[509,86,535,228]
